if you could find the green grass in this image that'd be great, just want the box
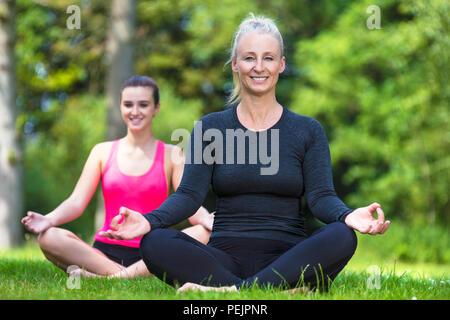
[1,238,449,300]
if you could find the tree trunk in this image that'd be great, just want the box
[0,0,23,248]
[95,0,135,231]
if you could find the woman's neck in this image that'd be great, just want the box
[124,129,156,150]
[237,94,282,131]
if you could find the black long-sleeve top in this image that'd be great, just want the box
[144,105,353,244]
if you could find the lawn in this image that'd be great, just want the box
[1,235,448,301]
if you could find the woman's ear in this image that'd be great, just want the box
[153,103,161,118]
[231,57,238,73]
[279,56,286,74]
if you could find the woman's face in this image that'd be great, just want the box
[120,86,159,132]
[232,32,285,98]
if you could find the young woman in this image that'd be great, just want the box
[21,76,213,278]
[101,14,390,292]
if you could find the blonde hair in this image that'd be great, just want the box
[226,13,284,105]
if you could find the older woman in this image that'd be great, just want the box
[101,14,390,292]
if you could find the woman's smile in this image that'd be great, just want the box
[120,86,159,131]
[129,117,144,125]
[250,76,269,83]
[232,32,285,97]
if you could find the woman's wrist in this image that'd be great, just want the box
[143,213,158,232]
[44,213,57,229]
[343,209,354,225]
[145,219,151,234]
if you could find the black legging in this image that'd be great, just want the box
[139,222,357,291]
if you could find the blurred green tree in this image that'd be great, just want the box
[0,0,23,248]
[16,0,110,239]
[291,0,449,224]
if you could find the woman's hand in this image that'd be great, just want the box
[201,211,215,232]
[344,203,390,235]
[99,207,151,240]
[21,211,53,234]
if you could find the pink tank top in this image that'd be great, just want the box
[94,139,168,248]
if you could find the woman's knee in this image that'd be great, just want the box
[332,222,358,255]
[38,227,73,254]
[139,229,174,259]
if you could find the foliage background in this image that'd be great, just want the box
[15,0,449,262]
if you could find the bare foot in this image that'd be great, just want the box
[69,268,99,278]
[69,267,137,279]
[177,282,238,293]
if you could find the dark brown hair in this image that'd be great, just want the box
[121,75,160,104]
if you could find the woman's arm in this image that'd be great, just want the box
[302,119,353,224]
[303,120,390,235]
[169,144,213,231]
[22,143,105,233]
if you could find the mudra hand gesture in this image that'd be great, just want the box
[100,207,151,240]
[345,202,390,235]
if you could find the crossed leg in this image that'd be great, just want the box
[38,227,125,276]
[242,222,357,290]
[38,224,211,278]
[140,222,357,291]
